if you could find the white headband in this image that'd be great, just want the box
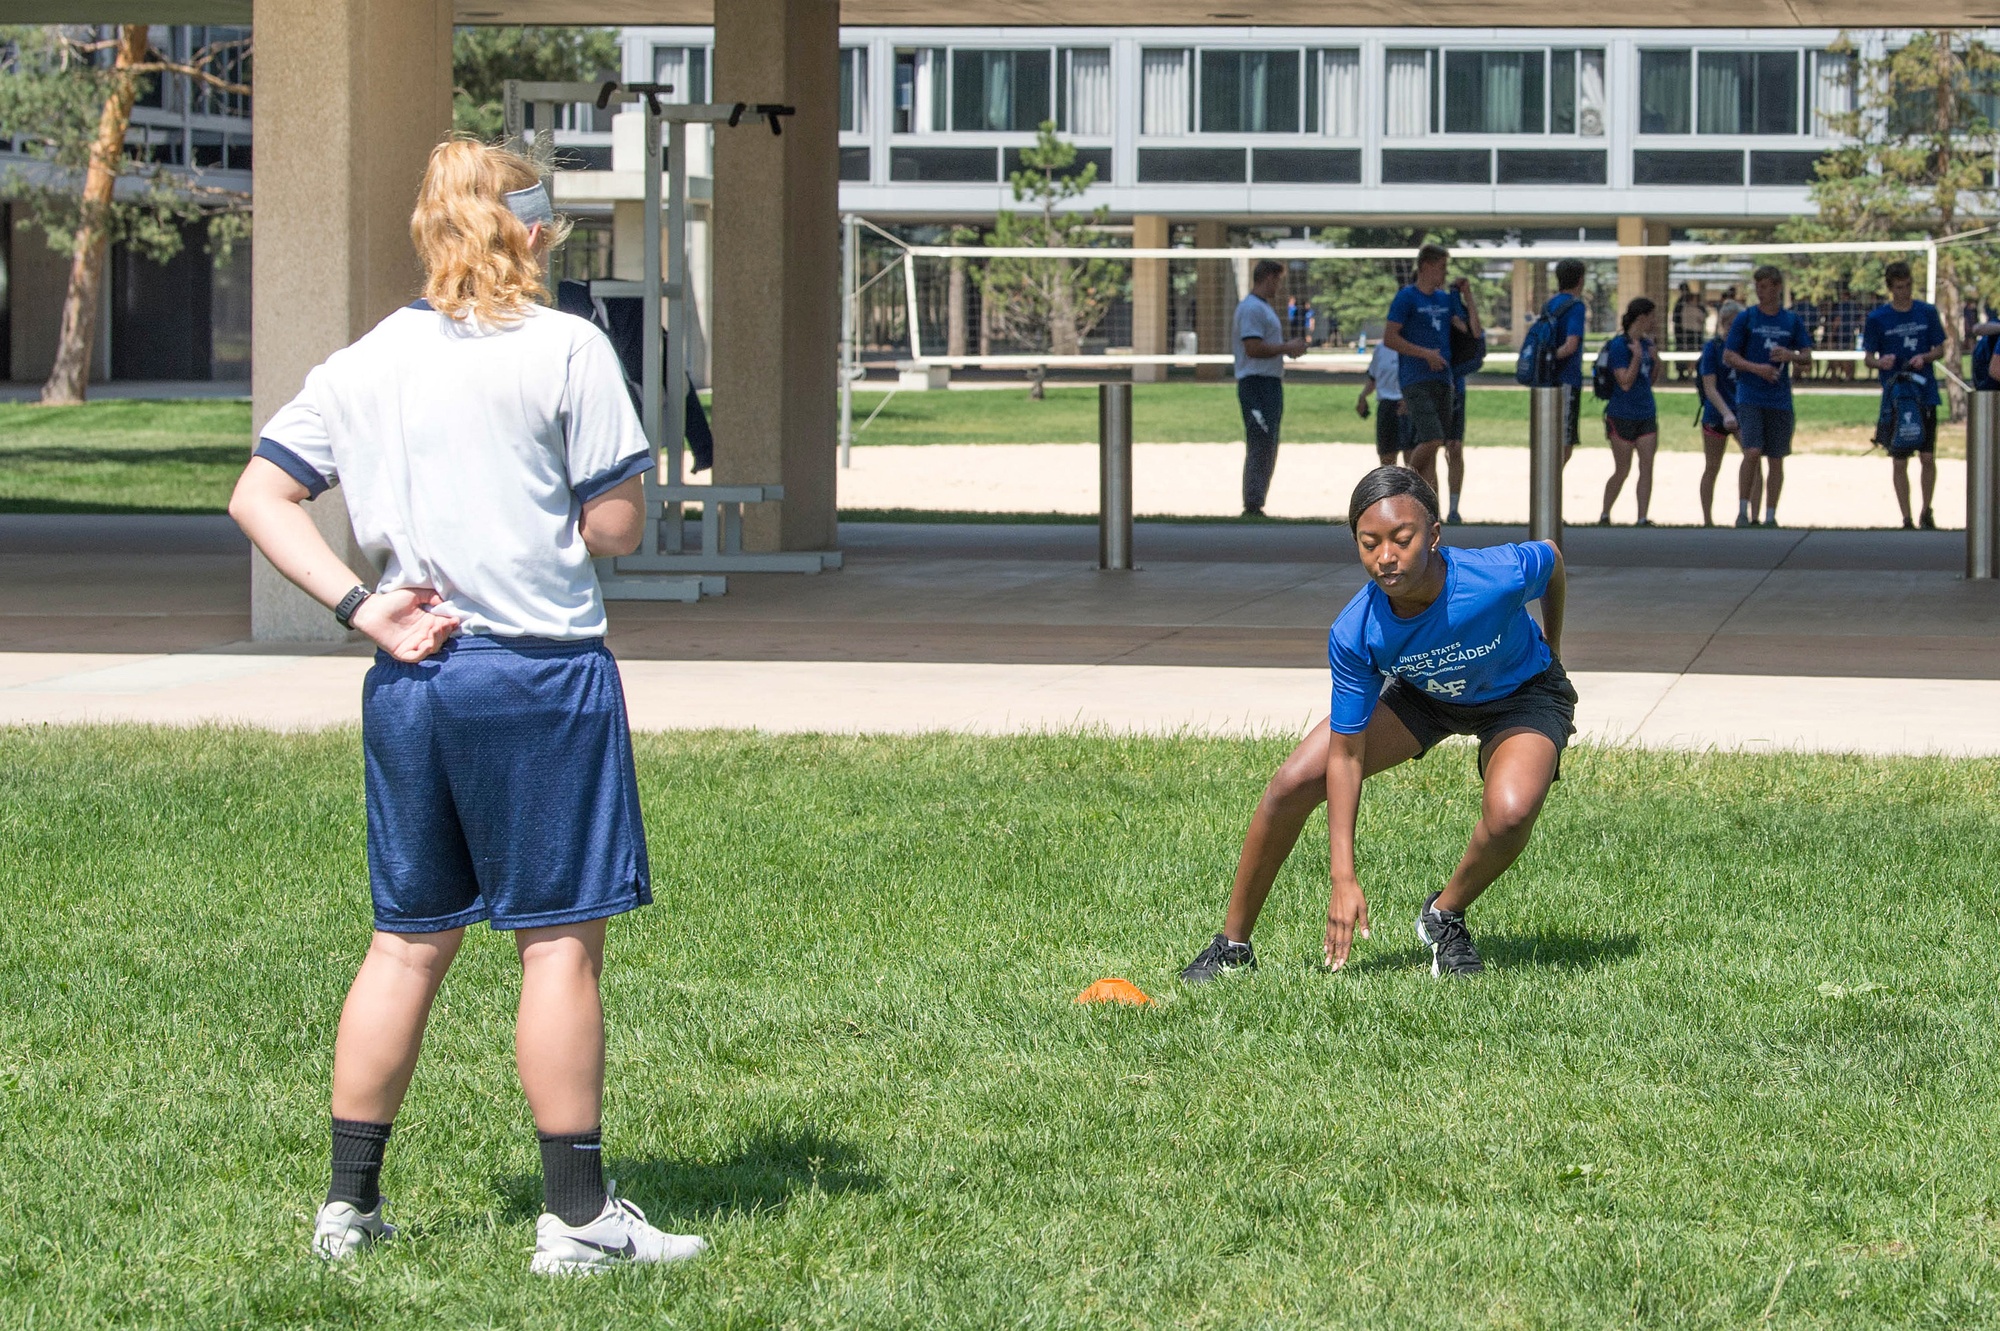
[503,182,554,228]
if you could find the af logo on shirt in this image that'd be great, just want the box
[1396,628,1504,703]
[1425,678,1469,699]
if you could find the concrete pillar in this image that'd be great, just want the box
[1616,217,1672,324]
[249,0,451,640]
[1510,259,1535,348]
[712,0,840,553]
[1130,214,1168,384]
[1194,218,1230,383]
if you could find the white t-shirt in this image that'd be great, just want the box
[1367,342,1402,400]
[1233,293,1286,381]
[256,301,651,641]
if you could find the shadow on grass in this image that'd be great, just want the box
[1335,930,1640,977]
[0,498,229,515]
[492,1126,883,1226]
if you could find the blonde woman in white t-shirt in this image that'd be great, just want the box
[231,139,703,1275]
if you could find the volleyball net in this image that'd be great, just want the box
[843,222,1945,381]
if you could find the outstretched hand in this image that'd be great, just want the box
[351,587,459,662]
[1323,877,1371,970]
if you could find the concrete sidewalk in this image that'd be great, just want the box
[4,515,1997,753]
[2,650,1996,754]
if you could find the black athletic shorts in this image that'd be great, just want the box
[1402,380,1453,446]
[1605,414,1658,443]
[1379,658,1578,778]
[1375,396,1406,459]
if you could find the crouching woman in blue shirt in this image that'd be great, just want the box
[1182,466,1572,982]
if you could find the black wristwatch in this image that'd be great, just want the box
[333,584,372,630]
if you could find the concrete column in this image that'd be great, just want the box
[1509,259,1534,347]
[712,0,840,553]
[1616,217,1672,323]
[1130,214,1168,384]
[1194,218,1229,383]
[249,0,452,640]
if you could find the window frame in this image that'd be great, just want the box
[1637,46,1817,139]
[892,43,1113,140]
[1384,44,1604,140]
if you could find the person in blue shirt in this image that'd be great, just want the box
[1545,258,1590,461]
[1384,243,1472,493]
[1696,300,1744,527]
[1442,285,1488,525]
[1597,297,1660,527]
[1863,259,1948,530]
[1724,265,1814,527]
[1181,466,1573,983]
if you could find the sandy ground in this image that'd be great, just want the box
[837,442,1963,529]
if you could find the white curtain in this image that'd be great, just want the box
[1319,49,1360,137]
[913,49,942,132]
[1385,49,1430,138]
[1578,49,1606,136]
[1812,50,1853,131]
[1067,48,1112,136]
[652,47,697,104]
[1142,48,1190,135]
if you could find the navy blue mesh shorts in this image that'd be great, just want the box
[362,634,651,933]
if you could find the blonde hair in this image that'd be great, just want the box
[410,139,571,325]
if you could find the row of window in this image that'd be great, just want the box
[130,25,251,120]
[844,143,1825,187]
[815,42,1855,139]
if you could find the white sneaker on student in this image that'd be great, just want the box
[530,1187,707,1275]
[312,1200,394,1260]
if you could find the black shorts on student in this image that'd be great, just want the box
[1375,397,1406,459]
[1379,659,1579,778]
[1605,415,1658,443]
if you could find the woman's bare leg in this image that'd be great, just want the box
[331,928,464,1123]
[1633,435,1658,523]
[1221,705,1421,942]
[1601,433,1635,520]
[515,920,607,1135]
[1698,431,1726,525]
[1407,440,1442,494]
[1433,729,1560,913]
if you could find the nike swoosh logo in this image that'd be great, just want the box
[569,1236,637,1257]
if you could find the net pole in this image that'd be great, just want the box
[641,102,666,556]
[1926,240,1939,311]
[1970,390,1998,580]
[840,214,855,470]
[903,251,923,361]
[1529,386,1566,550]
[1099,383,1134,571]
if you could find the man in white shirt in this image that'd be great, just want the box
[1234,258,1308,517]
[1357,339,1407,468]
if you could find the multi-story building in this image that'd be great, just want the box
[1,24,253,385]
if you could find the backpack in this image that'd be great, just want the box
[1452,329,1488,377]
[1974,332,2000,391]
[1514,294,1578,387]
[1882,371,1927,451]
[1591,335,1622,401]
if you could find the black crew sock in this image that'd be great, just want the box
[538,1129,607,1227]
[328,1117,393,1213]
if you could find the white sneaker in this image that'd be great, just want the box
[312,1199,394,1260]
[530,1186,707,1276]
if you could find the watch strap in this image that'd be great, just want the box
[333,585,372,630]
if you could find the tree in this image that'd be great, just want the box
[0,25,251,405]
[1304,227,1506,346]
[452,26,622,141]
[978,124,1125,359]
[1786,30,2000,418]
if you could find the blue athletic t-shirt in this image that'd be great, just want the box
[1326,542,1557,733]
[1862,300,1946,408]
[1601,334,1657,421]
[1726,306,1813,410]
[1543,293,1589,388]
[1696,336,1737,430]
[1387,284,1465,388]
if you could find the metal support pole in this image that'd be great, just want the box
[1969,390,1998,580]
[1528,385,1566,550]
[840,214,856,469]
[1099,382,1134,571]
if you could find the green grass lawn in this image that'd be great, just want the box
[0,388,1901,517]
[0,399,252,514]
[3,726,1998,1327]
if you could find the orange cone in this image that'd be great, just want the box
[1076,977,1154,1006]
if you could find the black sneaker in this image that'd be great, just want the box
[1180,933,1255,984]
[1416,892,1484,978]
[1921,510,1937,530]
